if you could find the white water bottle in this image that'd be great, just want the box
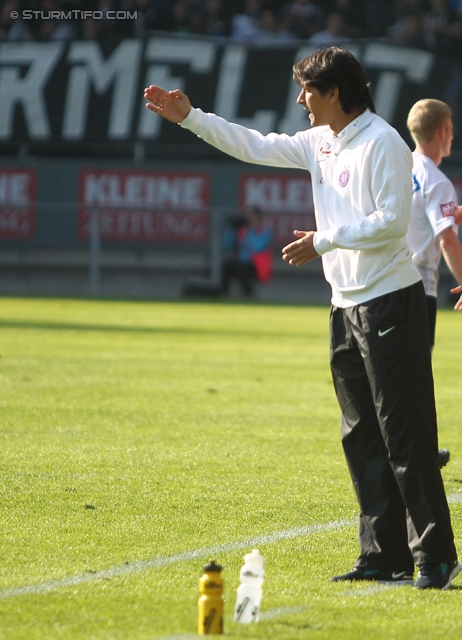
[234,549,265,623]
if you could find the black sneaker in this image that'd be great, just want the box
[414,561,462,590]
[438,449,450,468]
[330,567,414,585]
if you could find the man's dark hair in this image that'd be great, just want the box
[293,47,376,114]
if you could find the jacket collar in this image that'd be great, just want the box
[326,109,375,149]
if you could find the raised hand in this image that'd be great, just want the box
[144,85,192,123]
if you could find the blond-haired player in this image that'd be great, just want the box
[407,99,462,321]
[407,99,462,468]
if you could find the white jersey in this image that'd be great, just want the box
[407,153,458,298]
[181,107,420,307]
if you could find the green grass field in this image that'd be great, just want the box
[1,296,462,640]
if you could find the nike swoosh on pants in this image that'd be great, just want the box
[378,326,396,337]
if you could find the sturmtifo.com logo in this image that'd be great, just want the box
[10,10,138,20]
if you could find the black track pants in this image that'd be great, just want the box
[330,281,457,570]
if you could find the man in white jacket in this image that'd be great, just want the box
[145,46,459,590]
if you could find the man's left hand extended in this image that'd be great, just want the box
[282,230,320,266]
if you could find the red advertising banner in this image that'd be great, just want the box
[239,172,315,244]
[0,168,36,239]
[78,169,210,242]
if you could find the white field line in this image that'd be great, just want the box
[0,520,354,600]
[2,494,461,602]
[259,605,310,620]
[339,584,405,597]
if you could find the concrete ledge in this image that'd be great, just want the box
[0,246,325,275]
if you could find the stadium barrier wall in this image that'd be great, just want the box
[0,159,460,303]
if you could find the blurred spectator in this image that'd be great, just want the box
[172,0,194,34]
[36,0,76,40]
[424,0,461,52]
[278,0,325,40]
[94,0,133,41]
[80,15,102,38]
[205,0,228,36]
[309,11,350,45]
[231,0,262,40]
[124,0,174,36]
[422,0,462,134]
[2,0,462,51]
[129,0,158,37]
[149,0,175,30]
[448,0,462,15]
[331,0,367,39]
[40,18,75,39]
[255,7,296,42]
[221,206,273,298]
[387,1,426,48]
[0,0,34,40]
[192,0,229,37]
[364,0,395,37]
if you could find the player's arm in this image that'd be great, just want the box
[144,85,191,123]
[145,86,309,170]
[439,227,462,311]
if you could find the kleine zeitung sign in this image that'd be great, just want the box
[0,168,36,239]
[78,169,210,242]
[240,172,315,243]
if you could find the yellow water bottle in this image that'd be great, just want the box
[198,559,224,635]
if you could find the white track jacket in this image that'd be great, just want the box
[181,107,421,307]
[407,152,458,298]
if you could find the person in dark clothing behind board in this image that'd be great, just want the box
[221,206,273,298]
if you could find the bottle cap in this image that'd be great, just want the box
[203,559,222,572]
[244,549,264,565]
